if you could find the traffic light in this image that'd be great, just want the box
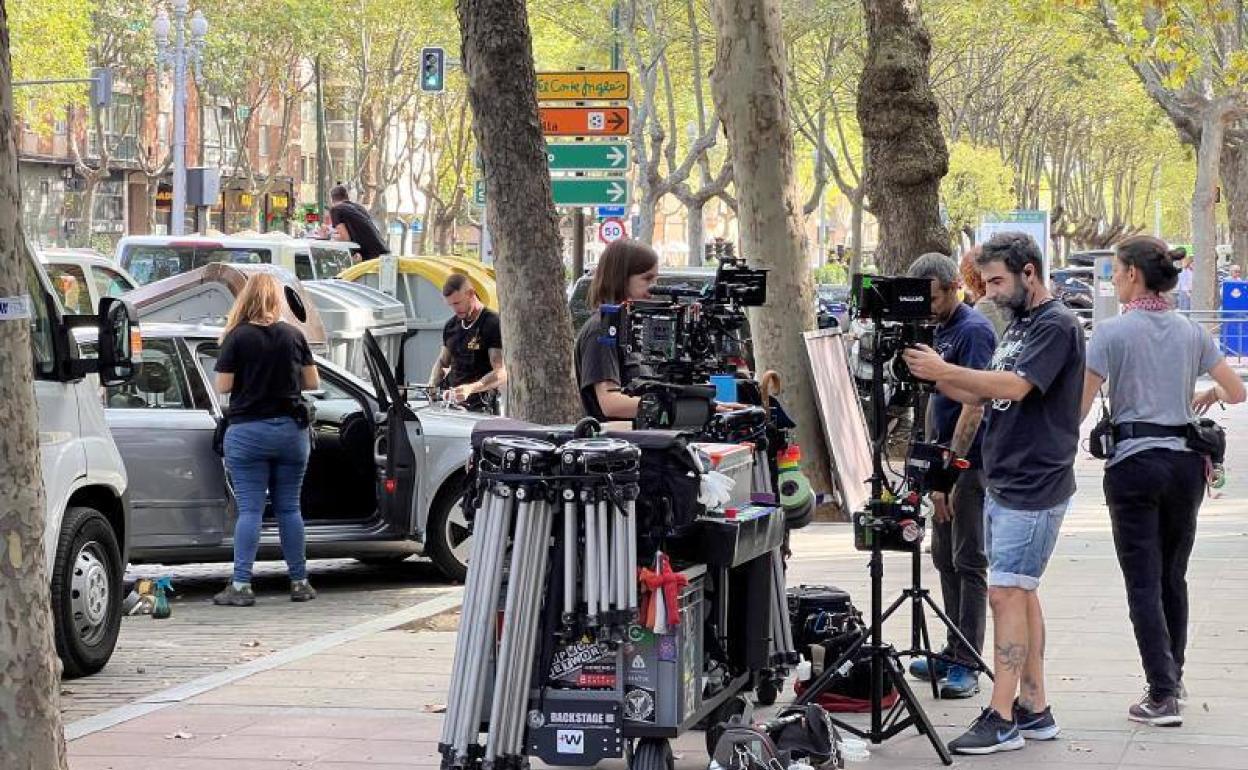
[90,67,113,109]
[420,47,445,93]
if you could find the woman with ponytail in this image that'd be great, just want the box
[1080,237,1244,726]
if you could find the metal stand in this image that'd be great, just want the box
[792,324,953,766]
[881,547,993,699]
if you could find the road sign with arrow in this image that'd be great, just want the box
[546,142,630,172]
[551,178,630,207]
[540,107,629,137]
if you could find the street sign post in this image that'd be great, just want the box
[598,217,627,244]
[546,142,629,172]
[540,107,629,137]
[551,178,630,207]
[536,71,630,102]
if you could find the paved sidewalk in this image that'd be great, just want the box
[68,415,1248,769]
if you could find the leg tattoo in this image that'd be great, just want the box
[995,641,1027,675]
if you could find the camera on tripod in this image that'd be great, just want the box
[852,274,937,393]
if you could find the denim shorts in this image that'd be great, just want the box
[984,495,1069,590]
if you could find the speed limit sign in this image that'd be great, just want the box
[598,217,626,244]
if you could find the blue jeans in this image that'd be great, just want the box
[224,417,310,583]
[984,495,1068,591]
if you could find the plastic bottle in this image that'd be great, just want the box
[837,737,870,763]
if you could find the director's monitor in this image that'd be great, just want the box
[803,327,873,514]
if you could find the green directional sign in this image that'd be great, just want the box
[546,142,630,172]
[473,180,485,206]
[551,178,630,207]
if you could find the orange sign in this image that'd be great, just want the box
[536,71,630,101]
[539,107,630,137]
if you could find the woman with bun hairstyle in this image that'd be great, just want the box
[1080,236,1244,726]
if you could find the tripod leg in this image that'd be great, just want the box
[921,592,994,680]
[883,654,953,766]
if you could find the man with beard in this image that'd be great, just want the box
[903,232,1084,756]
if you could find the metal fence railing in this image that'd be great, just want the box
[1074,308,1248,366]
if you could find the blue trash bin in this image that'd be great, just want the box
[1220,280,1248,356]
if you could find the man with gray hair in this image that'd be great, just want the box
[905,252,997,699]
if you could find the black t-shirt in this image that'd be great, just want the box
[981,299,1085,509]
[329,201,390,260]
[442,307,502,396]
[575,311,644,420]
[215,322,314,422]
[931,303,997,468]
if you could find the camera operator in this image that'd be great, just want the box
[904,253,996,700]
[575,239,659,420]
[1079,236,1244,726]
[903,232,1084,756]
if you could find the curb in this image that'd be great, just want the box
[65,587,463,741]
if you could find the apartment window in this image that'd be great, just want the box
[89,93,141,162]
[202,104,239,168]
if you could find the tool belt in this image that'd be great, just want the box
[1111,422,1187,441]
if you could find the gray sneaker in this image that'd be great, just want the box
[1129,692,1182,727]
[213,583,255,607]
[290,579,317,602]
[1177,680,1188,705]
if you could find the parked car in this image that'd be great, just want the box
[38,248,139,316]
[116,234,359,286]
[816,284,851,330]
[1051,266,1093,312]
[23,242,138,677]
[82,324,487,581]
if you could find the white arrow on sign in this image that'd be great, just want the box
[607,145,626,168]
[607,181,626,203]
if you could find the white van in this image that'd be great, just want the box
[115,234,358,285]
[20,242,138,677]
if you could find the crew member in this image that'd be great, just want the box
[328,184,390,262]
[575,239,659,420]
[1080,236,1244,726]
[904,232,1084,756]
[905,253,997,699]
[428,273,506,413]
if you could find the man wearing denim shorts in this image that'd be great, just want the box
[904,232,1085,755]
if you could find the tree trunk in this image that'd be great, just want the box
[856,0,951,273]
[635,186,657,244]
[457,0,581,424]
[849,194,864,276]
[1221,139,1248,272]
[686,200,704,266]
[81,173,99,248]
[710,0,836,516]
[1192,110,1227,311]
[0,8,69,767]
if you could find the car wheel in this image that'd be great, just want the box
[426,482,471,582]
[51,506,124,679]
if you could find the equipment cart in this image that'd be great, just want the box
[438,422,797,770]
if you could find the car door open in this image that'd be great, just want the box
[362,329,421,534]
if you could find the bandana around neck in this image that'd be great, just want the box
[1123,294,1171,313]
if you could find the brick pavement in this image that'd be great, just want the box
[62,558,455,724]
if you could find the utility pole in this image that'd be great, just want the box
[153,0,207,237]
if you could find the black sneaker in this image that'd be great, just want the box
[213,583,255,606]
[1129,692,1182,727]
[290,579,317,602]
[1013,699,1061,740]
[1177,680,1188,705]
[948,707,1025,755]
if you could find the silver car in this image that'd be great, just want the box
[93,323,488,581]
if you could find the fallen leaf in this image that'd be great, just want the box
[1202,702,1210,712]
[164,731,194,740]
[242,640,262,648]
[423,704,448,714]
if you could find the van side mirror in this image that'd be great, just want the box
[96,297,141,386]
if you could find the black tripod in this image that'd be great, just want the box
[882,392,994,700]
[794,330,952,766]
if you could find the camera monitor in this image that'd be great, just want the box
[852,274,932,321]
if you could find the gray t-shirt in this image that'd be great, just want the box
[1086,310,1222,466]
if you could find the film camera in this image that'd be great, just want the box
[852,274,937,391]
[598,245,768,430]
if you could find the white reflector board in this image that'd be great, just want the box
[803,328,872,514]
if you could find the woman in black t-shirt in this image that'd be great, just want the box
[574,239,659,420]
[212,273,321,607]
